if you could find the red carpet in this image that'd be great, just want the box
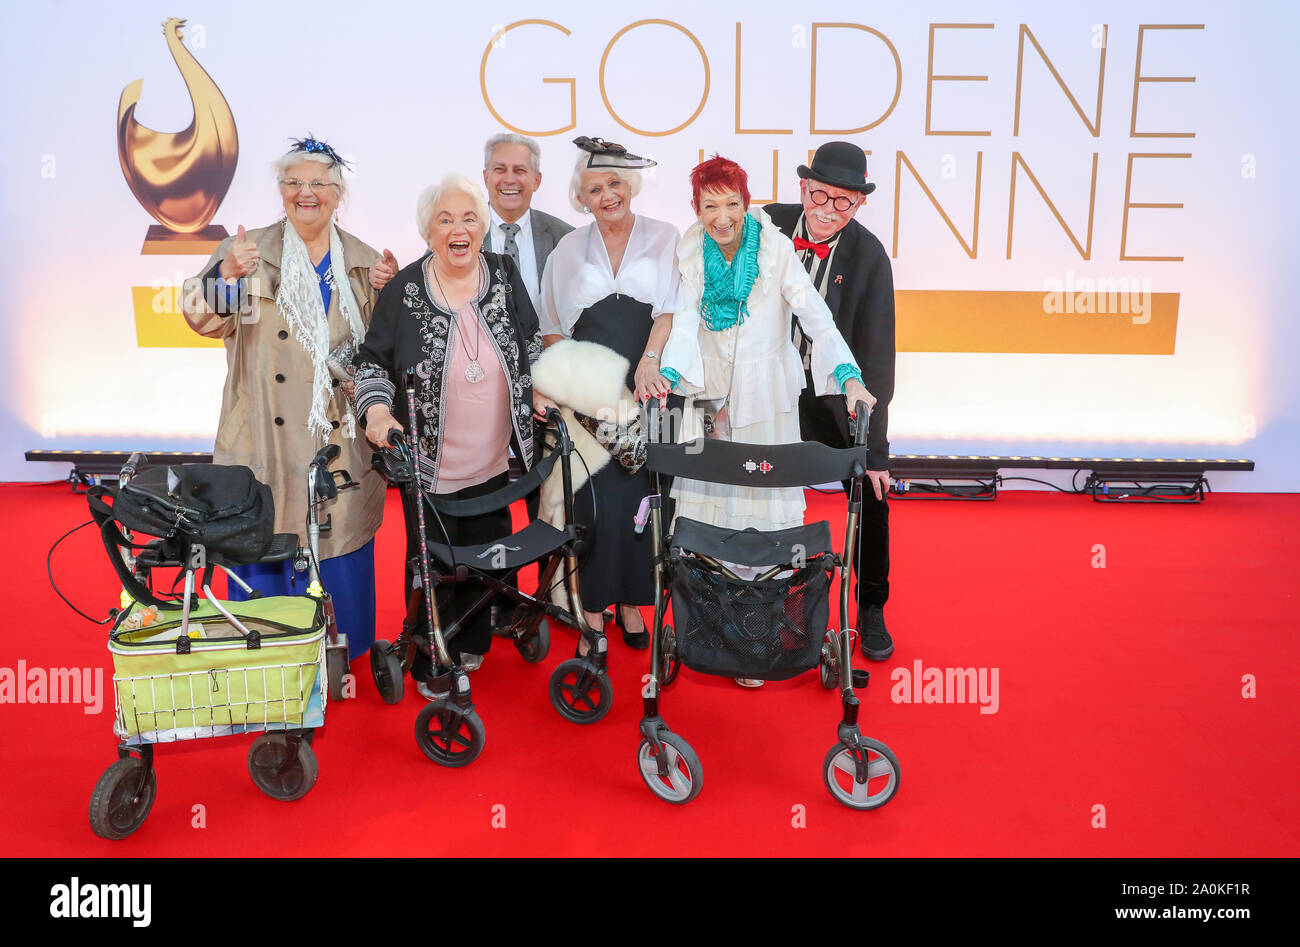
[3,482,1297,856]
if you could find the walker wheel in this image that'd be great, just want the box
[414,699,485,767]
[819,658,839,690]
[326,646,347,702]
[514,617,550,664]
[636,731,703,804]
[823,738,900,810]
[247,734,318,801]
[370,639,404,704]
[548,658,613,724]
[89,757,157,840]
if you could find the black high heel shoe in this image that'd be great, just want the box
[613,604,650,650]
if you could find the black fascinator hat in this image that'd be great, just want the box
[573,136,657,170]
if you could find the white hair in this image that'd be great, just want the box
[484,133,542,174]
[568,151,643,214]
[416,173,491,244]
[273,150,348,201]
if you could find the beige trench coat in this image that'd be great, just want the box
[181,223,386,558]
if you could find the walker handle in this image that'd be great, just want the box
[120,452,147,483]
[850,402,871,447]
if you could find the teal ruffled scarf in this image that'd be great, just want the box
[700,214,761,331]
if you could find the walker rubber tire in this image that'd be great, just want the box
[819,659,839,690]
[515,617,550,664]
[548,658,613,724]
[247,734,318,801]
[636,731,703,804]
[326,647,347,702]
[370,639,404,705]
[822,738,900,810]
[414,700,485,767]
[89,757,157,840]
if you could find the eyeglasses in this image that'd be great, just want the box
[807,188,860,213]
[280,179,339,193]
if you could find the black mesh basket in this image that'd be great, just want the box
[669,555,831,681]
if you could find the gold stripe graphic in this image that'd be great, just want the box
[134,287,1179,353]
[132,286,222,348]
[896,290,1178,354]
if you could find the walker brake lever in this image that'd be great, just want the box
[633,494,658,535]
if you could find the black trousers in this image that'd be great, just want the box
[797,388,890,611]
[401,471,511,675]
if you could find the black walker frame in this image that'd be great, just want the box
[636,400,901,809]
[368,371,612,768]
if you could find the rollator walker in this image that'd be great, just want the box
[636,400,901,809]
[83,446,356,838]
[367,370,611,768]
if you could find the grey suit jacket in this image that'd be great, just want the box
[484,207,574,275]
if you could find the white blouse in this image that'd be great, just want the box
[538,214,685,337]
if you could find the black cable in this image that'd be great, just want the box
[1100,482,1203,500]
[545,444,598,599]
[423,491,458,571]
[47,519,112,625]
[897,479,997,498]
[998,476,1079,494]
[526,424,598,601]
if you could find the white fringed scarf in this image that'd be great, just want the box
[276,219,366,444]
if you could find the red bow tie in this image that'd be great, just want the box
[794,236,831,260]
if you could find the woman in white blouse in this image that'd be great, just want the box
[537,137,684,649]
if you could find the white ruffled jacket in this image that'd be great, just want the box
[660,207,858,431]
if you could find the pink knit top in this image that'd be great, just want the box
[435,302,512,494]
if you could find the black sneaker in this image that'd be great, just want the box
[860,606,894,661]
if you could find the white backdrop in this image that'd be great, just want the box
[3,0,1297,490]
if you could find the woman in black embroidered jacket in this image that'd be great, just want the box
[354,173,551,683]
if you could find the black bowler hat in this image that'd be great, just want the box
[797,141,876,195]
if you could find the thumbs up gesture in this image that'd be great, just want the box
[369,248,399,290]
[219,225,260,281]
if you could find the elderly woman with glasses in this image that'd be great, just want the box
[182,136,399,661]
[353,173,551,682]
[657,156,874,686]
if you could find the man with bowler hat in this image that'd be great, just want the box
[767,141,897,660]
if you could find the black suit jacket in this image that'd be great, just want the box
[767,203,895,470]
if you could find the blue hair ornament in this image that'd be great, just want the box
[289,135,351,170]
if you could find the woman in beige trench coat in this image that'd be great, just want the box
[181,137,398,659]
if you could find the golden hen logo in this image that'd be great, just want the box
[118,17,238,254]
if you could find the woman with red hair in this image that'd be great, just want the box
[658,156,874,686]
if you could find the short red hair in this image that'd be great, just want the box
[690,156,750,212]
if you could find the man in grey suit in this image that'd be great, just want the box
[482,133,573,310]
